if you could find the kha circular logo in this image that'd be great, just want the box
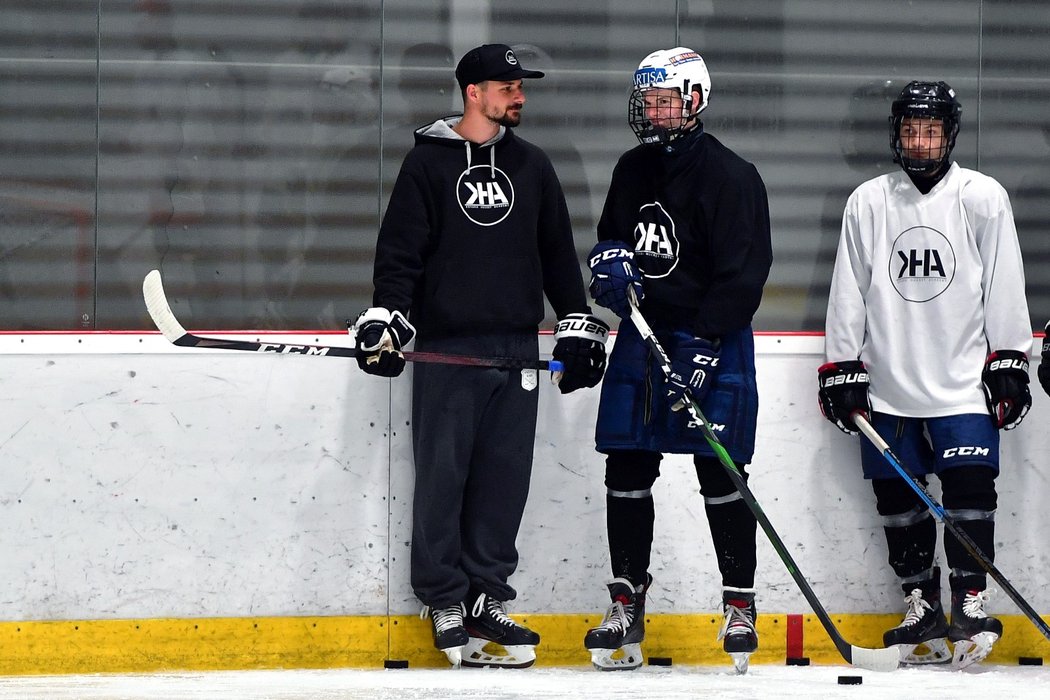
[631,201,679,278]
[888,225,956,302]
[457,165,515,226]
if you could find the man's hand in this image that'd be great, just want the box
[983,349,1031,430]
[817,360,871,434]
[552,313,610,393]
[667,335,720,411]
[350,307,416,377]
[587,240,643,319]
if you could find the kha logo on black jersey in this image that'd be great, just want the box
[457,165,514,226]
[888,225,956,302]
[632,201,679,278]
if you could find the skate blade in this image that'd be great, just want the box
[951,632,999,670]
[589,643,643,671]
[729,651,751,675]
[441,644,466,668]
[459,637,536,669]
[897,638,952,665]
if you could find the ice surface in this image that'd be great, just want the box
[1,663,1049,700]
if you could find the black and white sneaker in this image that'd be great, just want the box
[883,588,951,664]
[948,588,1002,669]
[462,590,540,668]
[421,603,468,667]
[584,575,651,671]
[718,589,758,674]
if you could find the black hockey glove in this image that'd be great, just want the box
[350,307,416,378]
[666,334,720,411]
[817,360,871,434]
[982,349,1031,430]
[1040,321,1050,397]
[587,240,644,319]
[552,313,610,394]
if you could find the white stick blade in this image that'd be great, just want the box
[850,644,901,672]
[142,269,188,343]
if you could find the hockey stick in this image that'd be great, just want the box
[627,300,899,671]
[853,412,1050,641]
[142,270,562,372]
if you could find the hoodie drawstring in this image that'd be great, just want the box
[462,136,497,179]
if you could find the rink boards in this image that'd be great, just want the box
[0,331,1047,672]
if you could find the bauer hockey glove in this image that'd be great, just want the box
[982,349,1031,430]
[666,334,720,411]
[817,360,871,434]
[552,313,610,394]
[1040,321,1050,397]
[587,240,643,319]
[351,307,416,378]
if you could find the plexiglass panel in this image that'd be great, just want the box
[0,1,1046,330]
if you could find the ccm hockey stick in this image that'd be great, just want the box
[142,270,562,372]
[627,300,900,671]
[854,412,1050,641]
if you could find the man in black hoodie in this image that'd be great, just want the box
[352,43,608,668]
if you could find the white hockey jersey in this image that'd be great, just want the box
[825,162,1031,417]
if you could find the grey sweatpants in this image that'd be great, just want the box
[409,333,539,608]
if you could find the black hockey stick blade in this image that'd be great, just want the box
[142,270,562,371]
[854,412,1050,641]
[627,300,899,671]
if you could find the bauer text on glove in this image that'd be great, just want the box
[587,240,643,319]
[552,313,609,394]
[666,335,720,411]
[351,307,416,377]
[817,360,871,434]
[982,349,1030,430]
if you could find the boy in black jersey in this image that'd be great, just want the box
[582,47,772,673]
[352,43,609,668]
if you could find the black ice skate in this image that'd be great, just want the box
[717,589,758,674]
[584,575,651,671]
[883,588,950,665]
[461,590,540,668]
[422,603,469,667]
[948,588,1002,669]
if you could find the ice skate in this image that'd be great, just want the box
[460,590,540,668]
[422,603,469,667]
[948,589,1002,669]
[717,589,758,674]
[584,575,651,671]
[883,588,951,664]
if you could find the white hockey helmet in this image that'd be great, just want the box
[629,47,712,146]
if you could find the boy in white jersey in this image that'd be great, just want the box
[817,81,1032,669]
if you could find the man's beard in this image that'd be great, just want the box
[491,106,522,127]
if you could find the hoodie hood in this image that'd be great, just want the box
[414,115,507,178]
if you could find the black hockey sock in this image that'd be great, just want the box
[872,478,937,591]
[704,496,757,589]
[606,491,654,588]
[940,465,998,592]
[605,450,661,588]
[695,456,756,589]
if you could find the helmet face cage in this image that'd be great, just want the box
[889,80,961,176]
[628,48,711,146]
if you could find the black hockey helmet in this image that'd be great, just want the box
[889,80,961,176]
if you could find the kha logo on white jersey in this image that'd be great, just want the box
[888,225,956,302]
[632,201,679,278]
[457,165,515,226]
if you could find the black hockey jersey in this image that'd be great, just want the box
[596,130,772,338]
[372,117,588,338]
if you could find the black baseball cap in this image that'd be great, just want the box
[455,44,545,90]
